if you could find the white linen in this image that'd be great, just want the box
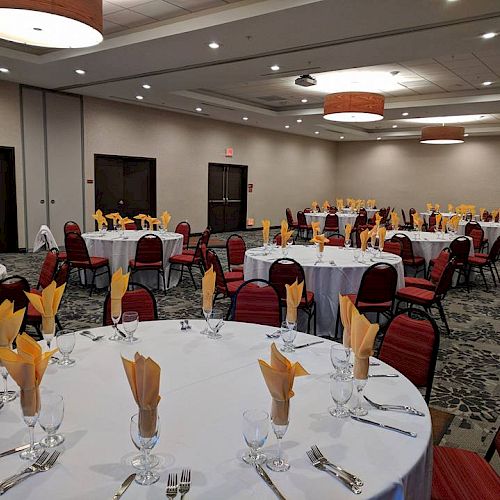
[0,320,432,500]
[458,221,500,246]
[304,213,357,235]
[366,208,378,218]
[0,264,6,280]
[419,212,456,222]
[32,225,59,252]
[244,245,405,336]
[81,230,183,289]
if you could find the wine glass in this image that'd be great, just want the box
[109,309,122,341]
[100,223,107,234]
[353,249,361,262]
[350,378,369,416]
[280,321,297,353]
[267,412,290,472]
[39,392,64,447]
[242,409,269,465]
[315,244,323,262]
[56,331,76,367]
[344,238,351,250]
[42,321,56,365]
[330,344,350,374]
[329,373,353,418]
[282,245,289,257]
[0,352,16,403]
[200,307,212,335]
[19,399,42,460]
[207,311,224,340]
[130,413,160,485]
[122,311,139,343]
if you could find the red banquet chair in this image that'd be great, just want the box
[323,213,339,234]
[103,283,158,326]
[0,275,30,319]
[449,236,471,291]
[64,220,81,235]
[382,240,402,257]
[269,258,316,334]
[34,250,59,291]
[226,234,246,275]
[378,309,440,403]
[325,233,345,247]
[391,233,426,276]
[124,222,136,230]
[128,234,165,293]
[405,249,450,291]
[230,279,282,328]
[465,221,488,252]
[296,211,312,240]
[175,221,191,252]
[467,235,500,291]
[286,208,298,229]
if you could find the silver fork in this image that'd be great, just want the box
[311,445,363,486]
[0,450,49,489]
[0,451,60,495]
[165,473,178,499]
[179,469,191,499]
[306,450,362,495]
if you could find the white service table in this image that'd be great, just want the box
[244,245,405,336]
[0,320,432,499]
[0,264,6,280]
[458,220,500,246]
[304,213,358,235]
[81,230,183,289]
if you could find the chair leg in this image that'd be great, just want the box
[89,269,96,297]
[162,269,167,295]
[489,263,497,287]
[167,264,174,288]
[334,304,341,340]
[479,266,489,291]
[188,266,197,289]
[157,270,160,292]
[436,300,451,335]
[313,303,317,336]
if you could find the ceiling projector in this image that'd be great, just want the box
[295,74,317,87]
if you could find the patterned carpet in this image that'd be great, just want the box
[1,229,498,464]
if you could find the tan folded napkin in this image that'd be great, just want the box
[280,220,294,248]
[370,226,378,247]
[448,204,454,213]
[311,221,321,237]
[435,204,440,212]
[146,216,160,229]
[492,210,499,222]
[360,229,369,251]
[0,300,25,348]
[262,219,270,245]
[310,234,329,252]
[426,203,433,212]
[161,211,171,230]
[202,266,216,312]
[110,268,129,319]
[390,211,399,228]
[450,215,460,230]
[106,212,121,222]
[311,200,318,211]
[25,281,65,335]
[351,309,379,380]
[122,352,161,438]
[322,200,329,211]
[441,217,449,232]
[336,198,344,209]
[118,216,134,227]
[339,294,355,348]
[436,213,442,229]
[345,224,352,241]
[378,227,386,250]
[375,213,382,226]
[0,333,57,416]
[258,343,308,425]
[285,280,303,323]
[92,209,107,227]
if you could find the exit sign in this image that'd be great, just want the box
[225,147,233,157]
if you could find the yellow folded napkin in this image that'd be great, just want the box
[345,224,352,241]
[470,205,476,215]
[106,212,121,221]
[146,216,160,229]
[122,352,161,438]
[285,280,303,323]
[310,234,329,252]
[92,209,107,227]
[258,343,308,425]
[441,217,449,232]
[378,227,386,250]
[25,281,65,335]
[322,200,329,211]
[492,210,499,222]
[435,204,440,212]
[336,198,344,209]
[118,216,134,227]
[435,213,442,228]
[161,211,172,230]
[351,308,379,380]
[448,204,454,213]
[360,229,369,251]
[339,294,355,348]
[375,213,382,226]
[426,203,433,212]
[202,266,216,312]
[0,333,57,416]
[110,268,129,319]
[134,214,147,220]
[262,219,270,245]
[280,220,294,248]
[370,226,378,247]
[390,211,399,228]
[311,221,321,237]
[0,300,25,348]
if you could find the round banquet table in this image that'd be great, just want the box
[81,230,183,289]
[458,220,500,245]
[0,264,6,280]
[244,245,405,336]
[385,230,474,267]
[0,320,432,499]
[419,212,456,223]
[304,213,357,235]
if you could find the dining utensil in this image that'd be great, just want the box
[266,330,281,339]
[306,450,361,495]
[79,330,104,341]
[255,464,286,499]
[350,415,417,438]
[0,451,48,488]
[184,320,191,330]
[369,362,380,366]
[294,340,324,349]
[180,321,186,331]
[113,473,136,499]
[0,443,39,459]
[310,445,363,486]
[179,469,191,499]
[368,374,399,378]
[165,473,178,499]
[363,396,425,416]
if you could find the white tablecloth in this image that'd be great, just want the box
[458,221,500,246]
[0,264,6,280]
[304,213,357,235]
[0,320,432,499]
[81,231,183,289]
[419,212,456,222]
[244,245,405,336]
[385,230,474,267]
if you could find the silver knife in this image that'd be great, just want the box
[0,444,33,459]
[112,473,136,499]
[255,464,286,500]
[350,415,417,438]
[295,341,324,349]
[369,374,399,378]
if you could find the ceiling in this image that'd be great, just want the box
[2,0,500,142]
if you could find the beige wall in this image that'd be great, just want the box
[335,138,500,212]
[83,97,337,233]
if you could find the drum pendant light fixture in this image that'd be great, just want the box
[0,0,103,48]
[323,91,385,122]
[420,125,465,144]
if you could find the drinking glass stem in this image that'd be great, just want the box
[276,437,282,463]
[28,425,35,451]
[2,372,7,398]
[143,448,151,475]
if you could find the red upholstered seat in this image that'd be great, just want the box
[432,446,500,500]
[72,256,109,269]
[396,286,434,304]
[181,248,196,255]
[225,271,244,282]
[129,259,162,269]
[299,290,315,306]
[232,265,244,273]
[227,280,244,295]
[404,277,436,290]
[57,251,67,261]
[403,255,425,266]
[169,253,198,264]
[347,293,393,311]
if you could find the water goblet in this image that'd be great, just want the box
[42,322,56,365]
[350,377,369,416]
[200,308,212,335]
[207,311,224,340]
[19,402,42,460]
[0,354,16,403]
[122,311,139,343]
[344,239,351,251]
[353,249,361,262]
[56,331,76,367]
[267,413,290,472]
[242,409,269,465]
[100,223,107,234]
[109,310,122,341]
[282,245,289,257]
[130,413,160,485]
[280,321,297,353]
[39,392,65,447]
[329,373,353,418]
[330,344,350,374]
[316,245,324,262]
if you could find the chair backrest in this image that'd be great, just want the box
[382,240,402,256]
[37,250,59,289]
[297,211,307,226]
[54,261,70,287]
[0,275,30,311]
[468,228,484,252]
[429,249,451,284]
[353,214,367,227]
[269,258,307,301]
[379,309,440,403]
[409,208,416,227]
[206,249,228,295]
[428,212,436,230]
[64,232,91,264]
[359,208,367,217]
[135,234,163,264]
[391,233,415,261]
[125,222,136,230]
[231,279,282,327]
[354,225,369,248]
[64,221,81,235]
[103,283,158,326]
[286,208,295,226]
[401,209,408,225]
[324,213,339,230]
[464,221,481,236]
[488,236,500,262]
[356,263,398,306]
[434,259,456,297]
[326,233,345,247]
[449,236,471,266]
[199,243,209,271]
[226,234,246,267]
[175,221,191,249]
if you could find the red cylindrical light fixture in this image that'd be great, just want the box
[324,92,385,122]
[420,125,465,144]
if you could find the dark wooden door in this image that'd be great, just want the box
[94,155,156,223]
[208,163,247,232]
[0,147,18,252]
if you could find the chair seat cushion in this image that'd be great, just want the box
[346,293,392,311]
[57,251,67,261]
[225,271,244,282]
[299,290,315,307]
[403,255,425,266]
[72,256,109,269]
[182,249,195,256]
[468,255,488,265]
[129,259,162,269]
[404,277,436,290]
[396,286,435,304]
[231,265,244,273]
[26,302,41,322]
[169,254,197,264]
[227,280,244,295]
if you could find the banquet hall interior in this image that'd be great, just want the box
[0,0,499,498]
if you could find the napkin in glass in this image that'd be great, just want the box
[285,280,303,323]
[280,220,294,248]
[92,209,107,227]
[262,219,270,245]
[336,198,344,209]
[390,211,399,229]
[161,211,172,230]
[202,266,216,312]
[111,268,130,319]
[0,300,25,347]
[25,281,65,335]
[310,234,328,252]
[378,227,386,250]
[351,309,379,380]
[345,223,352,242]
[322,200,329,211]
[360,229,369,252]
[448,204,454,213]
[339,294,355,348]
[311,221,321,237]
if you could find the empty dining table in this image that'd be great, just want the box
[0,320,432,499]
[244,245,405,336]
[304,212,357,235]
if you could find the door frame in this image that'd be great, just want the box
[0,146,18,252]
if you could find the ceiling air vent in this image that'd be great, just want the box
[258,95,287,102]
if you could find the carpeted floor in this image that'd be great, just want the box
[1,229,499,465]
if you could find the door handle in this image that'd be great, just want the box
[118,200,124,205]
[50,200,55,204]
[40,200,45,204]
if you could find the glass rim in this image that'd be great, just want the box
[243,409,269,422]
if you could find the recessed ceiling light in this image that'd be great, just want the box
[402,112,409,116]
[377,137,382,140]
[482,81,493,86]
[195,107,202,112]
[301,98,308,103]
[314,131,320,135]
[285,125,290,129]
[392,124,398,128]
[270,64,280,71]
[0,67,9,73]
[242,116,248,121]
[482,32,496,39]
[339,136,345,139]
[136,95,144,100]
[208,41,220,49]
[296,119,302,123]
[75,69,86,75]
[142,84,151,89]
[464,133,469,137]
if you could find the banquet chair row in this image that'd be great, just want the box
[467,235,500,291]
